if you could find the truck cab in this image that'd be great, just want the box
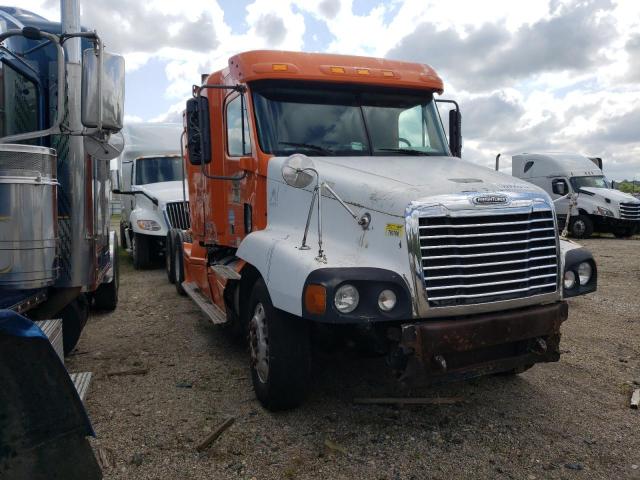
[116,123,190,269]
[171,51,598,410]
[512,153,640,238]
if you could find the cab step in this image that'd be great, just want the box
[69,372,92,402]
[182,282,227,324]
[35,319,63,362]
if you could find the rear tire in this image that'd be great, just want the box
[248,279,310,411]
[173,231,186,296]
[93,236,119,311]
[61,296,89,356]
[132,233,152,270]
[120,222,127,249]
[569,215,594,239]
[166,231,176,284]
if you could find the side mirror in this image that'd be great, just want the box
[81,49,125,132]
[282,154,316,188]
[448,109,462,158]
[185,96,211,165]
[611,180,616,190]
[552,179,568,196]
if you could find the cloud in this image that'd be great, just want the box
[318,0,340,19]
[625,34,640,82]
[254,13,287,45]
[387,0,617,91]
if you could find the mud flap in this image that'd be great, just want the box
[0,311,101,480]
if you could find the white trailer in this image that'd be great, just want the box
[511,153,640,238]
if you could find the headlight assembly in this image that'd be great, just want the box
[595,206,614,217]
[334,284,359,313]
[137,219,161,231]
[563,270,577,290]
[577,262,592,286]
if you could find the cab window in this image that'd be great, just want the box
[0,61,38,138]
[226,95,251,156]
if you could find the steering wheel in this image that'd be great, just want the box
[398,137,412,147]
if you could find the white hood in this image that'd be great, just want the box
[581,187,640,204]
[288,155,549,216]
[133,180,189,205]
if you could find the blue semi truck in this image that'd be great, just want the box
[0,2,125,478]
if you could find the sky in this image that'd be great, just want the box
[17,0,640,180]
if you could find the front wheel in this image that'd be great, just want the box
[132,233,152,270]
[569,215,594,239]
[60,296,89,356]
[248,279,310,411]
[173,230,186,296]
[93,236,119,311]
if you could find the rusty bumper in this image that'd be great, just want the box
[396,302,569,383]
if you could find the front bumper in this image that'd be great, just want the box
[395,301,568,383]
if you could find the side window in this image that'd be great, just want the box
[226,95,251,156]
[398,105,432,149]
[0,61,38,138]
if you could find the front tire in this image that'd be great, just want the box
[166,231,176,284]
[132,233,152,270]
[93,236,119,311]
[60,296,89,356]
[173,230,186,296]
[248,279,310,411]
[569,215,594,239]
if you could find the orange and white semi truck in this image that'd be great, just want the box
[168,51,597,410]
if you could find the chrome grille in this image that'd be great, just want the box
[420,209,558,307]
[620,202,640,220]
[165,201,190,230]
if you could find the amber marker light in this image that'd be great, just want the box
[356,68,370,75]
[304,284,327,314]
[382,70,395,77]
[330,66,346,74]
[272,63,288,71]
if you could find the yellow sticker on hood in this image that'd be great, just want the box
[385,223,404,237]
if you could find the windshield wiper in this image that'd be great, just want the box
[278,141,334,156]
[376,148,435,156]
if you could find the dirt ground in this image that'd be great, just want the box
[66,235,640,480]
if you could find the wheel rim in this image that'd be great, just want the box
[249,302,269,384]
[573,220,586,236]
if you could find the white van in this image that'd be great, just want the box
[511,153,640,238]
[115,123,189,268]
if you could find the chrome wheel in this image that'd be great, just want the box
[249,302,269,384]
[573,219,586,237]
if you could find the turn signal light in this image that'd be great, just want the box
[304,284,326,314]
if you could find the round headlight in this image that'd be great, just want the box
[563,270,576,289]
[334,284,359,313]
[577,262,592,286]
[378,289,397,312]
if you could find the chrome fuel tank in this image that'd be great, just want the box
[0,144,58,289]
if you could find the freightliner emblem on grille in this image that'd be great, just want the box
[472,193,510,205]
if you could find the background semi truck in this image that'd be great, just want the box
[169,50,597,411]
[115,122,190,269]
[511,153,640,238]
[0,3,124,477]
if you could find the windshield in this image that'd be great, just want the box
[134,156,182,185]
[251,80,449,157]
[571,176,609,190]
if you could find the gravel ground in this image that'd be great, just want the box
[66,236,640,479]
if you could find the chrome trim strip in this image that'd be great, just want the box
[419,218,551,229]
[420,227,555,239]
[426,273,558,290]
[428,283,557,301]
[422,245,556,260]
[423,255,557,270]
[427,264,557,280]
[421,237,555,249]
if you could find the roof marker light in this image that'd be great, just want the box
[382,70,394,77]
[356,68,370,75]
[272,63,288,71]
[330,66,345,74]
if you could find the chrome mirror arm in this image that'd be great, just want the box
[321,182,371,230]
